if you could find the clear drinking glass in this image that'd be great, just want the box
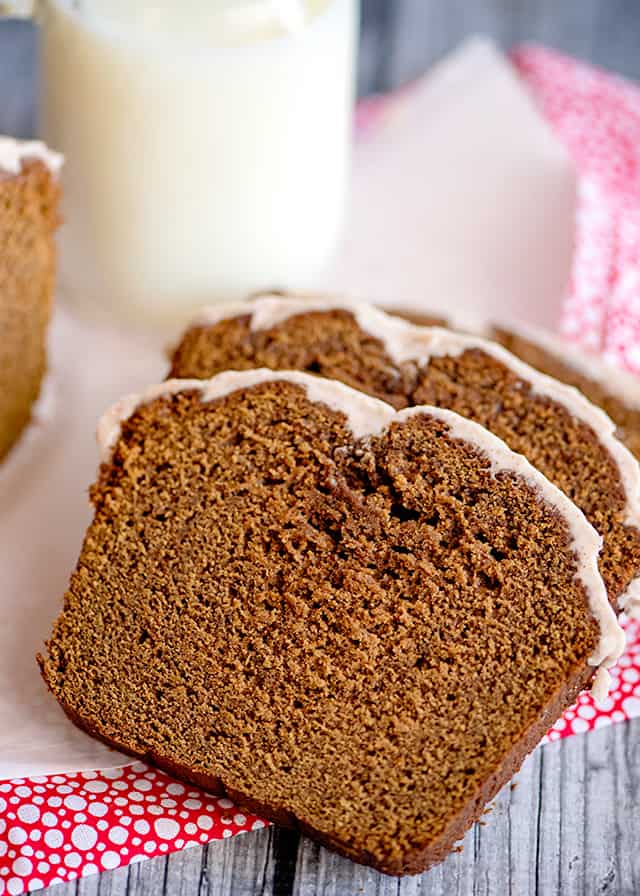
[27,0,359,325]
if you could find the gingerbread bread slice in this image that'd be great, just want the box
[40,370,622,876]
[169,295,640,617]
[490,323,640,462]
[0,138,62,462]
[393,308,640,463]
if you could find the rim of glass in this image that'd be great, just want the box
[43,0,351,55]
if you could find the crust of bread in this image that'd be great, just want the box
[36,654,593,876]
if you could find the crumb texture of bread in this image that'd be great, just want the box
[491,327,640,462]
[169,310,640,606]
[395,309,640,483]
[392,310,640,462]
[0,160,59,461]
[41,381,600,876]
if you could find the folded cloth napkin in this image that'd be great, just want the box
[513,46,640,369]
[1,42,640,896]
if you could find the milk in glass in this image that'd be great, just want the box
[40,0,358,324]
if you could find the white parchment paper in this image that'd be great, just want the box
[0,39,576,779]
[325,38,577,328]
[0,311,165,777]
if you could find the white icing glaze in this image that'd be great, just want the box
[97,369,395,462]
[486,316,640,412]
[395,401,624,692]
[437,312,640,621]
[615,576,640,621]
[590,667,612,705]
[0,136,63,177]
[97,367,623,700]
[194,294,640,581]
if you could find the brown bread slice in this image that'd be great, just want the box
[169,296,640,616]
[491,325,640,462]
[393,309,640,463]
[0,144,61,462]
[40,371,621,876]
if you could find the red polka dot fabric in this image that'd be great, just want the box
[0,764,266,894]
[3,45,640,895]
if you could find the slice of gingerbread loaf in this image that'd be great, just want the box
[169,295,640,617]
[41,370,622,876]
[394,308,640,463]
[490,323,640,462]
[0,137,62,462]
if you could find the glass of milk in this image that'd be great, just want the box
[35,0,358,325]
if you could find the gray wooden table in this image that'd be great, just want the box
[2,1,640,894]
[39,719,640,896]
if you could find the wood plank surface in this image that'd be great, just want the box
[36,719,640,895]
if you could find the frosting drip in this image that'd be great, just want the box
[0,136,63,177]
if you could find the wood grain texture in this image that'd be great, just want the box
[358,0,640,92]
[0,20,36,138]
[1,1,639,894]
[37,718,640,895]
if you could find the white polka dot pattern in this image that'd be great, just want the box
[540,617,640,743]
[3,46,640,896]
[0,764,265,893]
[512,47,640,370]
